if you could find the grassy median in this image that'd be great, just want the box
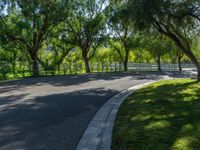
[112,79,200,150]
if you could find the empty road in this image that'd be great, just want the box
[0,72,167,150]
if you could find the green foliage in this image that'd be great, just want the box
[119,0,200,78]
[142,35,171,60]
[0,49,12,79]
[62,0,108,50]
[0,0,200,79]
[93,47,120,63]
[0,0,73,76]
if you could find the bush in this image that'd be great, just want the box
[0,61,12,79]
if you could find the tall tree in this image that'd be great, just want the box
[167,44,184,71]
[38,29,74,74]
[109,5,140,71]
[143,35,172,71]
[0,0,72,76]
[120,0,200,80]
[61,0,108,73]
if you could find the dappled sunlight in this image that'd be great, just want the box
[142,99,153,103]
[112,79,200,150]
[131,114,151,122]
[145,120,171,130]
[180,124,194,133]
[0,72,161,94]
[0,85,119,150]
[179,88,199,102]
[152,113,175,120]
[172,136,197,150]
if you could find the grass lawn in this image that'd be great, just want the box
[112,79,200,150]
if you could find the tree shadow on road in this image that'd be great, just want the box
[0,71,174,94]
[0,87,118,150]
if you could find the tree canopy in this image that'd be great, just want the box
[119,0,200,79]
[0,0,200,80]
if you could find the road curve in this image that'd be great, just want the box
[0,72,163,150]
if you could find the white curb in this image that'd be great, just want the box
[76,81,157,150]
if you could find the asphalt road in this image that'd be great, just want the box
[0,72,165,150]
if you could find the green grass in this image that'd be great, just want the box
[112,79,200,150]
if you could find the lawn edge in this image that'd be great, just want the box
[76,80,160,150]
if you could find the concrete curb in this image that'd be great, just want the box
[76,81,157,150]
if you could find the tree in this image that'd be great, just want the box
[142,35,175,71]
[167,43,184,71]
[0,0,72,76]
[41,26,74,73]
[0,42,19,75]
[109,5,140,71]
[61,0,108,73]
[121,0,200,80]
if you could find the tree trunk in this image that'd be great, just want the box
[178,56,182,72]
[82,49,91,73]
[123,61,128,72]
[123,49,129,71]
[157,55,161,71]
[156,28,200,81]
[178,49,200,80]
[193,61,200,81]
[182,51,200,80]
[32,56,39,76]
[197,69,200,81]
[84,57,90,73]
[30,50,39,77]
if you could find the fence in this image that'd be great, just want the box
[0,62,197,79]
[128,63,196,71]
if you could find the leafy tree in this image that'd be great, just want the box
[0,48,12,79]
[143,35,173,71]
[38,26,74,74]
[60,0,109,73]
[121,0,200,80]
[109,5,140,71]
[132,48,152,63]
[167,43,184,71]
[1,43,19,75]
[0,0,72,76]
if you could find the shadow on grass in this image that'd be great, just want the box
[112,79,200,150]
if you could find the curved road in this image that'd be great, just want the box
[0,72,164,150]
